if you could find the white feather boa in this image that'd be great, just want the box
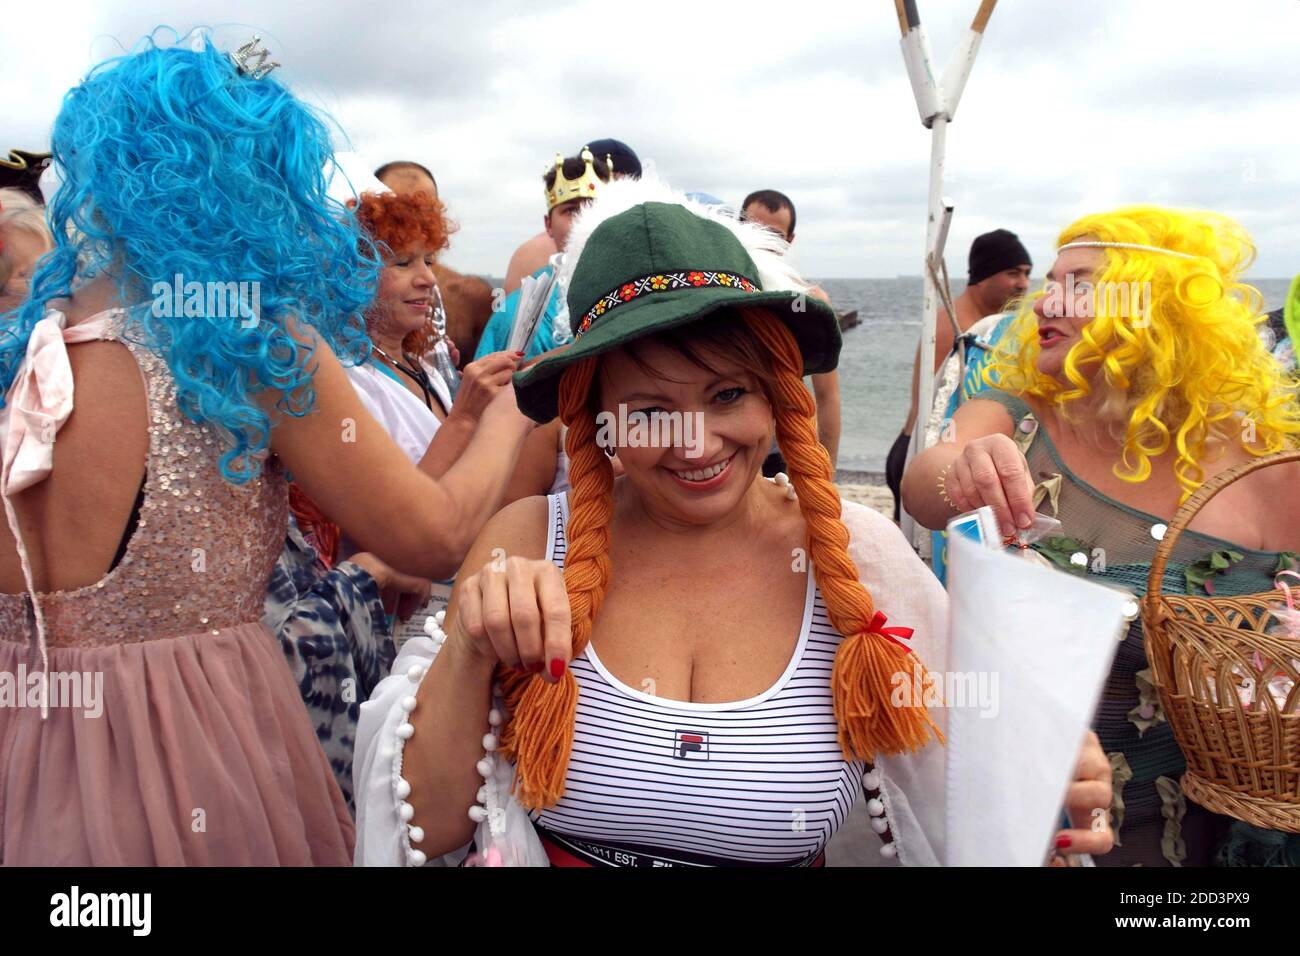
[558,175,815,299]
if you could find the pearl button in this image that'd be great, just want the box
[408,849,427,866]
[395,778,411,800]
[400,696,417,712]
[482,733,499,751]
[866,798,885,816]
[399,802,414,822]
[476,758,493,778]
[396,722,415,740]
[408,826,425,845]
[863,770,881,790]
[871,817,889,834]
[879,843,898,859]
[406,664,425,682]
[468,805,488,823]
[488,709,503,727]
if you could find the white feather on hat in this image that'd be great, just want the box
[558,174,814,298]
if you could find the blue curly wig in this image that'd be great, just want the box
[0,28,380,482]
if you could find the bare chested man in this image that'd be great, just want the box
[886,228,1031,520]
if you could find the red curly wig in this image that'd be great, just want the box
[356,190,457,356]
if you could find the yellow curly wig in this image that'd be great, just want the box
[983,205,1300,500]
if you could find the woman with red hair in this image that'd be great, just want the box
[354,180,1113,867]
[346,190,516,475]
[276,190,531,815]
[299,189,527,573]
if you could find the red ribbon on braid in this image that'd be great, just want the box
[867,610,914,651]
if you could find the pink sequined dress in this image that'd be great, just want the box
[0,309,354,865]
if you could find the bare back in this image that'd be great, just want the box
[0,338,147,594]
[0,301,287,644]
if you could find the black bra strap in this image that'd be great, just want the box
[108,474,147,573]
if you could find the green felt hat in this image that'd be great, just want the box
[512,198,841,422]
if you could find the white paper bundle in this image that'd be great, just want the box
[942,534,1128,866]
[508,263,561,355]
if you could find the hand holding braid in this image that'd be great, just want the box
[499,355,614,808]
[740,306,942,759]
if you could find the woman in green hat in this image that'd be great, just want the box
[355,178,1113,867]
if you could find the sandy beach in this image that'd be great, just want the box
[837,482,894,518]
[834,471,894,520]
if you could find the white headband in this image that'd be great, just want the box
[1057,241,1199,261]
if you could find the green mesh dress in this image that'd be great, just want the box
[975,389,1297,867]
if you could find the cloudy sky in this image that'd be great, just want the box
[5,0,1298,279]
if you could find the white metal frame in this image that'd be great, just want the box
[893,0,998,550]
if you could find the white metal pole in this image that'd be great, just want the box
[901,116,946,547]
[893,0,997,552]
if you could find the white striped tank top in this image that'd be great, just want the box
[532,492,868,865]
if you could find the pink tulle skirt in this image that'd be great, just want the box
[0,623,354,865]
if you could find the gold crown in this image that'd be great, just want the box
[545,146,611,211]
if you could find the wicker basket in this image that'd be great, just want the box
[1141,449,1300,833]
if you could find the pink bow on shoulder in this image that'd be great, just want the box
[0,309,115,496]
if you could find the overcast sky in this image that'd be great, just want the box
[5,0,1298,279]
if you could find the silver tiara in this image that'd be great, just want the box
[229,36,281,80]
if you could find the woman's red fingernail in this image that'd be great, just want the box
[1055,835,1072,849]
[528,662,544,673]
[549,658,566,680]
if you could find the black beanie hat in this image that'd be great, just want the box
[968,229,1031,285]
[583,138,641,179]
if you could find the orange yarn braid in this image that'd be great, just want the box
[497,355,614,808]
[738,306,941,758]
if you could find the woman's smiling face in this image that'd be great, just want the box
[370,244,437,341]
[596,338,774,527]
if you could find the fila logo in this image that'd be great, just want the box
[674,730,708,760]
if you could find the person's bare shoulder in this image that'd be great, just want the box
[468,494,553,566]
[808,285,831,305]
[1221,450,1300,545]
[504,232,558,293]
